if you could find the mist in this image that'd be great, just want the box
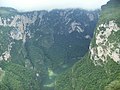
[0,0,110,11]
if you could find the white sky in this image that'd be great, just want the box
[0,0,110,11]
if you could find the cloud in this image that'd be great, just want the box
[0,0,110,11]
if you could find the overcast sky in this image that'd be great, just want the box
[0,0,110,11]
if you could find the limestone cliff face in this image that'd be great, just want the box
[0,12,37,41]
[0,12,38,61]
[90,0,120,65]
[90,21,120,65]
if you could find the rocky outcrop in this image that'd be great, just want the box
[0,12,38,61]
[0,12,37,41]
[90,20,120,65]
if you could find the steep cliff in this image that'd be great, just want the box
[0,7,98,89]
[55,0,120,90]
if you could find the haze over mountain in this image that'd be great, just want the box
[0,0,109,11]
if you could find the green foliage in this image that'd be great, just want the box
[10,40,27,66]
[55,70,73,90]
[0,82,9,90]
[105,80,120,90]
[0,61,40,90]
[0,26,12,55]
[55,54,120,90]
[99,0,120,25]
[108,30,120,43]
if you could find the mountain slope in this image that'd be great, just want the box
[0,8,98,89]
[55,0,120,90]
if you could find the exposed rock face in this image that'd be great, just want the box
[89,0,120,66]
[0,9,98,63]
[69,21,83,33]
[0,13,37,41]
[0,12,38,61]
[0,8,99,90]
[90,21,120,65]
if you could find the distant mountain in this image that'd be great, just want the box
[0,7,99,90]
[0,7,18,17]
[55,0,120,90]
